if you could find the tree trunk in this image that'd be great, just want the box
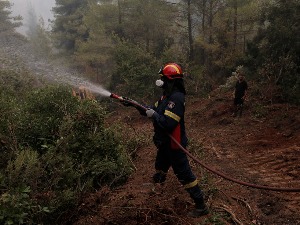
[118,0,122,24]
[233,0,238,50]
[200,0,207,65]
[206,0,213,69]
[187,0,194,61]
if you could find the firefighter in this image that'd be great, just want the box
[123,63,208,217]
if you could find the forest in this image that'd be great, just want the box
[0,0,299,224]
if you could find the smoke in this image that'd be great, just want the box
[6,0,113,98]
[9,0,55,35]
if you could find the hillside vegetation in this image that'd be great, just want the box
[0,34,134,225]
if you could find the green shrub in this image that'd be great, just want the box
[56,100,132,188]
[0,70,41,97]
[246,1,300,104]
[6,149,44,190]
[251,103,268,118]
[0,83,132,224]
[0,76,24,169]
[0,186,49,225]
[16,85,78,151]
[110,39,158,99]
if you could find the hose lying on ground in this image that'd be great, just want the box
[111,93,300,192]
[169,135,300,192]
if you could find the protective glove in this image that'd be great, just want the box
[146,108,158,119]
[121,96,137,107]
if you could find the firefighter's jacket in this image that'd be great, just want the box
[151,91,188,149]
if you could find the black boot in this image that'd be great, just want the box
[152,171,166,183]
[186,185,209,217]
[188,201,209,218]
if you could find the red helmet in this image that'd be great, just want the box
[158,63,183,80]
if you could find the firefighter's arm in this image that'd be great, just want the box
[147,93,184,132]
[144,99,161,118]
[146,109,158,118]
[146,108,179,132]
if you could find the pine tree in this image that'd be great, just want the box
[51,0,90,54]
[75,1,116,83]
[0,0,22,34]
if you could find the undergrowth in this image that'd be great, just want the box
[0,69,133,224]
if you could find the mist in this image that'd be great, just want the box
[9,0,56,35]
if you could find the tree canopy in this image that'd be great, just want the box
[47,0,300,102]
[0,0,22,34]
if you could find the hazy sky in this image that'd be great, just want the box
[9,0,56,34]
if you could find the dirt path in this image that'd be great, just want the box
[74,96,300,225]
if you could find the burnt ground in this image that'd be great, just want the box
[73,92,300,225]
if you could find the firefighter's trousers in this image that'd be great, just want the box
[154,145,204,206]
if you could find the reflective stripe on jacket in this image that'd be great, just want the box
[152,91,188,149]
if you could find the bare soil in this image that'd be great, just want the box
[73,93,300,225]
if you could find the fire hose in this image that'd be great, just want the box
[110,93,300,192]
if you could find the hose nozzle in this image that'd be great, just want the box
[110,93,146,111]
[110,93,123,100]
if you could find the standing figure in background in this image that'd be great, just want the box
[122,62,208,217]
[233,71,248,117]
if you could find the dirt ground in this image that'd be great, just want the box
[73,92,300,225]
